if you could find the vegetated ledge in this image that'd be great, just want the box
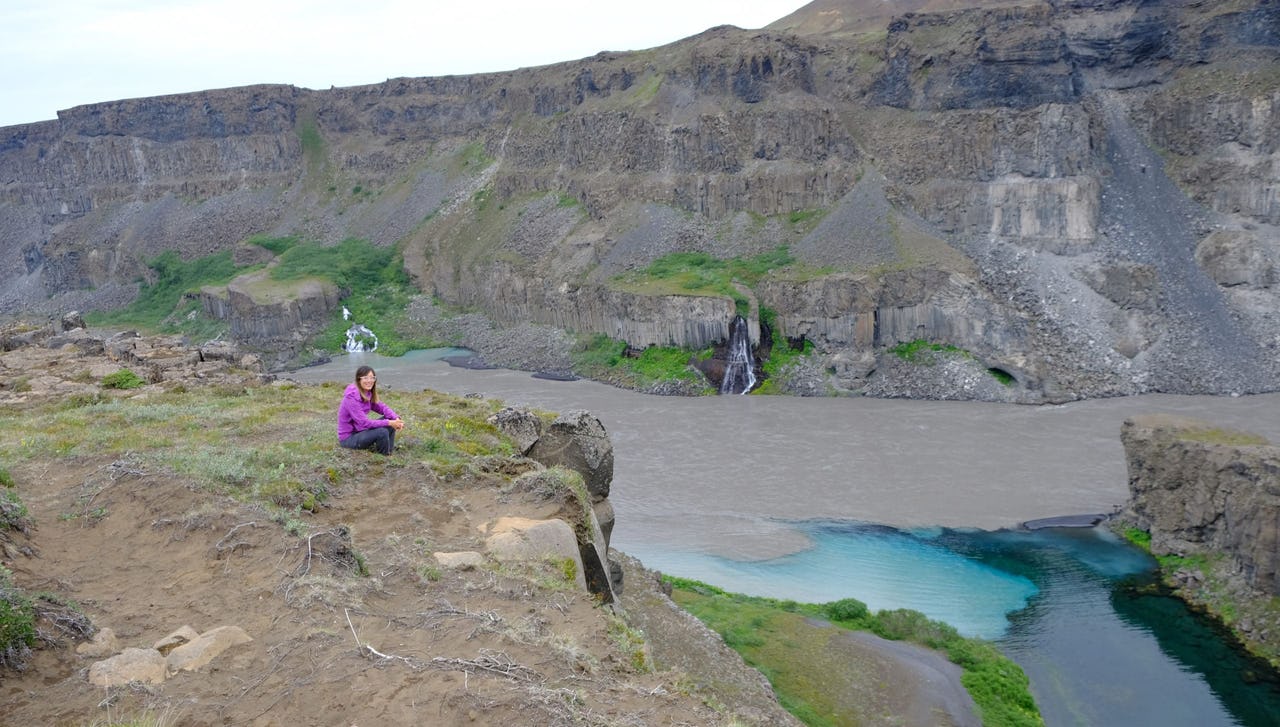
[1115,414,1280,667]
[0,319,1025,725]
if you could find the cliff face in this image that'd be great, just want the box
[1,0,1278,399]
[1120,414,1280,597]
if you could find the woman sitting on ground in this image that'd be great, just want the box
[337,365,404,455]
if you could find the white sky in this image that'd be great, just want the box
[0,1,799,128]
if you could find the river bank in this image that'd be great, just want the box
[0,328,1000,726]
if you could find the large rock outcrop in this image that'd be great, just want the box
[1120,414,1280,596]
[490,407,622,601]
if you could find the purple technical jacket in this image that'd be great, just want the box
[337,383,399,441]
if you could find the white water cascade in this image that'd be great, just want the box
[341,307,379,352]
[719,315,757,395]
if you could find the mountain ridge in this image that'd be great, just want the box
[2,0,1277,401]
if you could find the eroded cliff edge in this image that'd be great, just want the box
[2,1,1278,401]
[1119,414,1280,666]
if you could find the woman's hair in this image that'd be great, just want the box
[354,365,379,404]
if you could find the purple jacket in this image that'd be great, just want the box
[337,383,399,441]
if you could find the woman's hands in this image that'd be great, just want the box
[388,418,405,431]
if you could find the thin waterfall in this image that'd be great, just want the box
[341,306,379,352]
[719,315,757,395]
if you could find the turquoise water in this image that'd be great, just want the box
[627,521,1280,727]
[639,521,1039,639]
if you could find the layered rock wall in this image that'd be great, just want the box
[1120,414,1280,596]
[199,271,341,356]
[446,262,737,349]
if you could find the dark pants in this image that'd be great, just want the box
[340,426,395,455]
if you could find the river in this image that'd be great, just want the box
[288,350,1280,726]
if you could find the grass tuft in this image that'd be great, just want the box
[666,575,1043,727]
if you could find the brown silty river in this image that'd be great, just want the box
[287,350,1280,561]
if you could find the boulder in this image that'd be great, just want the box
[165,625,253,674]
[526,410,614,501]
[153,625,201,655]
[482,516,588,592]
[488,406,545,455]
[88,647,167,687]
[59,311,85,332]
[75,628,119,658]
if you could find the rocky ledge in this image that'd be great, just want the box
[1119,414,1280,665]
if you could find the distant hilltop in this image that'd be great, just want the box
[2,0,1277,401]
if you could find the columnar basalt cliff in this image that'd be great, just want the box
[2,0,1278,400]
[1121,415,1280,597]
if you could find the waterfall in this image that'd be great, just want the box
[342,306,378,352]
[719,315,757,395]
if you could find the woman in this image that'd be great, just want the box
[336,365,404,455]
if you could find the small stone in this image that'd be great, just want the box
[434,551,485,570]
[76,627,119,658]
[153,625,201,655]
[166,625,253,674]
[88,647,167,686]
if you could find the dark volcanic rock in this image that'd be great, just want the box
[1121,414,1280,595]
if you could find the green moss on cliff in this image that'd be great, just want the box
[572,334,712,392]
[610,247,796,312]
[87,250,241,337]
[1116,523,1280,668]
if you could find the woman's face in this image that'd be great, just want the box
[358,371,376,393]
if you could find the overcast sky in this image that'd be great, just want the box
[0,1,798,129]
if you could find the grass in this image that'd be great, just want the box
[571,334,712,392]
[0,564,37,671]
[1175,427,1269,447]
[611,247,797,315]
[752,307,815,394]
[668,577,1043,727]
[888,339,970,364]
[1,489,31,532]
[86,250,242,337]
[85,237,448,357]
[0,382,514,517]
[100,369,145,390]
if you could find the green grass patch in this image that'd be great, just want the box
[1176,427,1269,447]
[888,339,970,364]
[265,238,445,356]
[87,250,242,335]
[0,489,30,532]
[0,383,514,516]
[249,235,300,256]
[0,565,37,671]
[452,141,493,175]
[667,576,1042,727]
[988,368,1016,387]
[571,334,711,392]
[85,234,444,357]
[100,368,146,390]
[612,247,796,313]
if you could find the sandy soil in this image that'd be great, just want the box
[1,453,790,726]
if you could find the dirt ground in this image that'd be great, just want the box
[0,452,799,726]
[0,329,983,727]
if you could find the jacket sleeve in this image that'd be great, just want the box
[372,400,398,421]
[339,391,389,433]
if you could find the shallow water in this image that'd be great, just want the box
[287,351,1280,726]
